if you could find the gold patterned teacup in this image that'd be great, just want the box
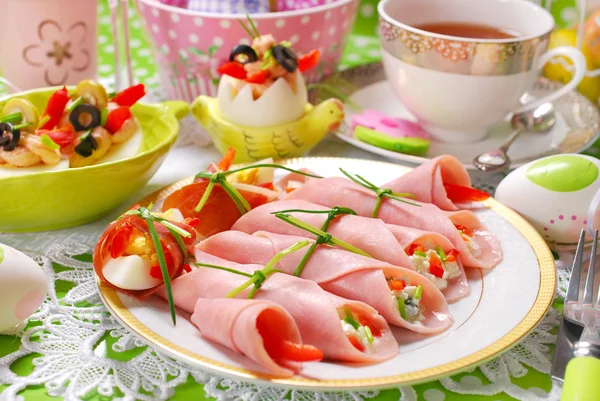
[378,0,587,143]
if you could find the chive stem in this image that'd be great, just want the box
[195,263,253,278]
[246,14,260,38]
[101,108,108,126]
[364,325,374,344]
[146,218,177,325]
[220,163,322,179]
[436,246,446,261]
[397,297,407,320]
[0,112,22,124]
[415,285,423,300]
[38,115,51,128]
[13,122,32,130]
[67,97,83,112]
[238,18,256,39]
[195,180,215,212]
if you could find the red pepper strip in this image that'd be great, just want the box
[455,224,472,237]
[429,253,444,278]
[110,224,133,259]
[446,249,459,262]
[347,334,365,352]
[182,264,192,273]
[217,147,236,172]
[40,86,70,130]
[257,315,324,362]
[217,61,247,80]
[388,279,407,291]
[259,182,275,191]
[356,314,382,337]
[105,106,133,133]
[184,217,201,229]
[149,245,175,279]
[444,183,491,203]
[39,125,76,149]
[112,83,146,107]
[405,243,425,256]
[298,50,320,72]
[245,69,270,84]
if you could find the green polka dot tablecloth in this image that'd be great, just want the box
[0,1,595,401]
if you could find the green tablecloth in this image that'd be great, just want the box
[0,0,586,400]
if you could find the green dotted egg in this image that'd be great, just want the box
[526,155,599,192]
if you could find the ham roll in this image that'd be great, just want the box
[191,298,310,377]
[197,231,453,334]
[164,253,399,363]
[232,200,470,302]
[94,214,197,298]
[283,177,502,269]
[381,155,472,211]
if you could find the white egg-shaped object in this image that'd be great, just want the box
[217,72,308,127]
[0,244,47,332]
[495,154,600,245]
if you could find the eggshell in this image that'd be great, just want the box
[0,159,69,179]
[217,72,308,127]
[0,244,47,332]
[495,154,600,244]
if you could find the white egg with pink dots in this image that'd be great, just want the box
[0,244,47,332]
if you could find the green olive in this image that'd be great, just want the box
[75,80,109,109]
[1,98,40,133]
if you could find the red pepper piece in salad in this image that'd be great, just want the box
[257,313,324,362]
[298,50,320,72]
[388,279,407,291]
[444,183,491,203]
[347,334,365,351]
[40,86,71,130]
[245,69,271,84]
[405,243,426,256]
[455,224,473,237]
[112,83,146,107]
[38,125,76,151]
[217,61,248,80]
[105,106,133,134]
[445,249,459,262]
[428,253,444,278]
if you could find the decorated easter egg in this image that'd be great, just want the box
[495,154,600,244]
[0,244,47,332]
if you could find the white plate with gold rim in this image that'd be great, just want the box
[98,157,555,391]
[316,63,600,170]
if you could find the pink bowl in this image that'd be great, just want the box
[136,0,359,101]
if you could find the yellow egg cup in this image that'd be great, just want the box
[0,87,189,233]
[191,96,345,163]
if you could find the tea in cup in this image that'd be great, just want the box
[378,0,587,143]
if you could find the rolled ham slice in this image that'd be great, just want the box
[163,252,398,363]
[232,200,469,302]
[197,231,453,334]
[191,298,302,377]
[94,214,197,298]
[382,155,471,211]
[283,177,502,269]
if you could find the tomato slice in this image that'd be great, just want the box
[444,183,490,203]
[347,334,365,352]
[405,243,425,256]
[245,69,270,84]
[429,253,444,278]
[148,244,175,279]
[445,249,459,262]
[257,314,324,362]
[217,61,247,79]
[39,125,76,154]
[298,50,320,72]
[110,224,133,259]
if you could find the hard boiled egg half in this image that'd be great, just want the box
[495,154,600,245]
[217,72,308,127]
[0,244,47,332]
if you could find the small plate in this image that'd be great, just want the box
[321,63,600,169]
[98,158,555,391]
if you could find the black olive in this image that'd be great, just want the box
[229,44,258,64]
[0,122,20,151]
[272,45,298,73]
[74,130,98,157]
[70,104,102,132]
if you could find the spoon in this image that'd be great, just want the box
[473,103,557,172]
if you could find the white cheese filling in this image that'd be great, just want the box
[409,249,461,290]
[391,284,424,322]
[340,320,378,353]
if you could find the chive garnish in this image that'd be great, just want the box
[122,204,193,325]
[246,14,260,39]
[80,129,92,141]
[280,41,292,48]
[193,164,321,215]
[101,108,108,126]
[274,213,372,259]
[364,325,374,344]
[397,297,407,319]
[262,48,273,68]
[38,115,51,128]
[108,91,117,99]
[0,112,22,124]
[67,97,83,112]
[40,134,60,150]
[238,18,256,39]
[340,168,420,217]
[414,250,427,258]
[13,122,32,130]
[271,206,357,276]
[436,246,446,261]
[200,241,309,299]
[415,285,423,300]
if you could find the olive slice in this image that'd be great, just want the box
[0,122,20,151]
[229,44,258,64]
[74,130,98,157]
[272,45,298,73]
[70,104,102,132]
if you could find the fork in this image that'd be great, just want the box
[555,230,600,400]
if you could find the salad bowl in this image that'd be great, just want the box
[0,87,189,233]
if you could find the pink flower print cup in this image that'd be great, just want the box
[0,0,98,92]
[351,110,432,139]
[276,0,337,11]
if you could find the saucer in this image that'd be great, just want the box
[318,63,600,170]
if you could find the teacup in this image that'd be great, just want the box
[378,0,587,143]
